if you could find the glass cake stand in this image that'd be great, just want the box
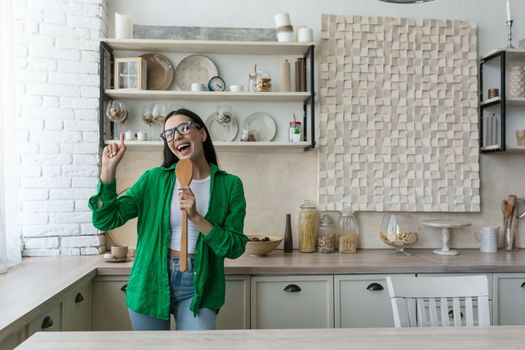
[420,220,471,256]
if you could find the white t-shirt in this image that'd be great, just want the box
[170,176,210,253]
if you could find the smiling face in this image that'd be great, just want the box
[164,114,207,161]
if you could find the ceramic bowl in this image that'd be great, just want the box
[245,235,283,256]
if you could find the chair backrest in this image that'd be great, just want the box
[386,275,490,328]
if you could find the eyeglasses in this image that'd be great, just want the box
[160,121,200,142]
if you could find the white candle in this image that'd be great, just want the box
[115,13,133,39]
[506,0,512,22]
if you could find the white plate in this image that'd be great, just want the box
[205,113,239,142]
[242,112,277,142]
[174,55,218,91]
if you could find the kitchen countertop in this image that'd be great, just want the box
[18,326,525,349]
[3,249,525,340]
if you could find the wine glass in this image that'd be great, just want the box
[105,100,128,123]
[142,103,154,126]
[152,103,167,124]
[379,214,419,255]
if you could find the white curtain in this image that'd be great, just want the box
[0,0,21,273]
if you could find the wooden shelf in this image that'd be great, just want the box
[102,39,314,55]
[480,144,502,152]
[507,97,525,106]
[480,96,502,107]
[481,48,525,61]
[104,90,311,102]
[105,140,310,152]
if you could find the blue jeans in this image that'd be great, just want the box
[128,256,216,330]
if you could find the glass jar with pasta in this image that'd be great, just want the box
[318,214,337,254]
[298,200,318,253]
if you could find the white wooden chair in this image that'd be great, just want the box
[386,275,490,328]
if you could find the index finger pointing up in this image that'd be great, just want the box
[119,132,125,146]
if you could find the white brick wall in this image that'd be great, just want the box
[15,0,107,256]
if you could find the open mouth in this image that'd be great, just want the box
[176,142,192,157]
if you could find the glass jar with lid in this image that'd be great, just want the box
[318,214,337,253]
[288,121,302,142]
[298,200,318,253]
[339,203,359,254]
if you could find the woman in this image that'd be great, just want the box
[88,108,248,330]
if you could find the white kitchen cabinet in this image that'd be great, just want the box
[417,273,493,326]
[27,303,62,336]
[91,275,131,331]
[0,327,26,350]
[335,274,415,328]
[216,275,250,329]
[251,275,334,329]
[493,273,525,325]
[62,279,93,331]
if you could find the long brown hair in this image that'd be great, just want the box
[161,108,218,168]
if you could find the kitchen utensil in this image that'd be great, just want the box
[175,159,193,272]
[140,53,174,90]
[174,55,218,91]
[242,112,277,142]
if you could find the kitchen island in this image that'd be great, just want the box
[17,326,525,349]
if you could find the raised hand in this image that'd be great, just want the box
[100,132,127,183]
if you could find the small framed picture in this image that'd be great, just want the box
[114,57,147,90]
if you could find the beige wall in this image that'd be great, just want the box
[110,148,525,251]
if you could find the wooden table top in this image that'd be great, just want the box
[17,326,525,349]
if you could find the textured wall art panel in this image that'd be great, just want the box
[318,14,480,212]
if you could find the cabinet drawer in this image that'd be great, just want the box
[62,279,92,331]
[335,274,413,328]
[251,275,333,329]
[494,273,525,325]
[92,276,131,331]
[28,303,61,336]
[216,275,250,330]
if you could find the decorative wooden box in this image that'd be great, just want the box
[114,57,147,90]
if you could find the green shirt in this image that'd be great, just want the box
[88,163,248,320]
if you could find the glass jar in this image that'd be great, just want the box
[248,71,257,92]
[318,214,337,254]
[339,203,359,254]
[255,71,272,92]
[288,121,302,142]
[298,200,318,253]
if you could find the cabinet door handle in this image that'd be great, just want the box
[121,284,128,293]
[521,282,525,288]
[41,316,54,329]
[448,309,464,319]
[366,283,384,291]
[75,292,84,303]
[283,284,302,293]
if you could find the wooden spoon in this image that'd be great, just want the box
[175,159,193,272]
